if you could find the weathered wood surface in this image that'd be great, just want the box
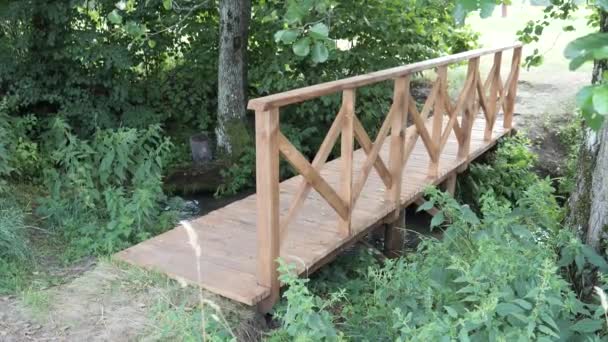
[115,115,510,306]
[115,43,522,309]
[247,43,522,111]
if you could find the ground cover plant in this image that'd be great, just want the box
[264,136,608,341]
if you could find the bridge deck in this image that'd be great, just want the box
[115,115,510,306]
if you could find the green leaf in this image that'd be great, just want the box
[416,200,435,212]
[453,0,480,25]
[479,1,495,18]
[512,299,532,310]
[582,245,608,272]
[575,251,585,273]
[564,33,608,71]
[430,211,445,228]
[563,25,575,32]
[108,9,123,24]
[444,305,458,318]
[540,312,559,331]
[162,0,172,10]
[293,38,311,57]
[597,0,608,11]
[495,303,524,317]
[461,205,480,224]
[274,30,299,44]
[285,2,306,24]
[147,39,156,48]
[309,23,329,40]
[592,85,608,115]
[569,318,603,333]
[511,225,533,239]
[311,42,329,63]
[538,324,559,338]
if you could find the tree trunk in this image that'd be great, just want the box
[216,0,251,157]
[567,9,608,250]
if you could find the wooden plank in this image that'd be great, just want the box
[384,209,405,258]
[387,76,409,219]
[247,43,523,111]
[444,173,457,195]
[255,108,280,312]
[115,113,514,310]
[278,132,349,220]
[340,89,355,236]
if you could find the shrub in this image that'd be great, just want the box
[271,136,608,340]
[36,119,176,257]
[461,134,539,208]
[273,181,608,340]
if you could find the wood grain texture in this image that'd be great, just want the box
[116,44,522,311]
[254,109,280,310]
[115,115,511,307]
[247,43,522,111]
[339,90,355,236]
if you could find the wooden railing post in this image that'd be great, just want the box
[384,76,409,257]
[387,77,409,211]
[339,90,355,236]
[504,46,522,129]
[485,51,502,141]
[428,67,447,178]
[255,108,280,313]
[457,57,480,162]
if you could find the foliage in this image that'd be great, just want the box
[270,260,343,341]
[555,114,584,195]
[562,30,608,130]
[461,134,539,208]
[0,197,30,262]
[273,177,608,340]
[0,194,32,294]
[0,0,479,196]
[516,0,579,68]
[269,136,608,340]
[35,120,177,257]
[239,0,479,193]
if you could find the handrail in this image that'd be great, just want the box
[251,43,523,312]
[247,42,523,111]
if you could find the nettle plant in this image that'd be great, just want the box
[265,136,608,340]
[36,119,176,257]
[272,181,608,341]
[463,134,539,208]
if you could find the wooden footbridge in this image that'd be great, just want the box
[116,43,523,312]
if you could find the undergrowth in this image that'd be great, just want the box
[261,135,608,341]
[34,119,179,258]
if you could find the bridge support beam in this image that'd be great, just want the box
[384,208,406,258]
[443,173,457,196]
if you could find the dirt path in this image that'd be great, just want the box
[1,263,149,341]
[515,68,588,176]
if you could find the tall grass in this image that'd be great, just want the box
[0,197,30,262]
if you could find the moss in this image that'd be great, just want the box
[220,118,251,161]
[567,144,595,232]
